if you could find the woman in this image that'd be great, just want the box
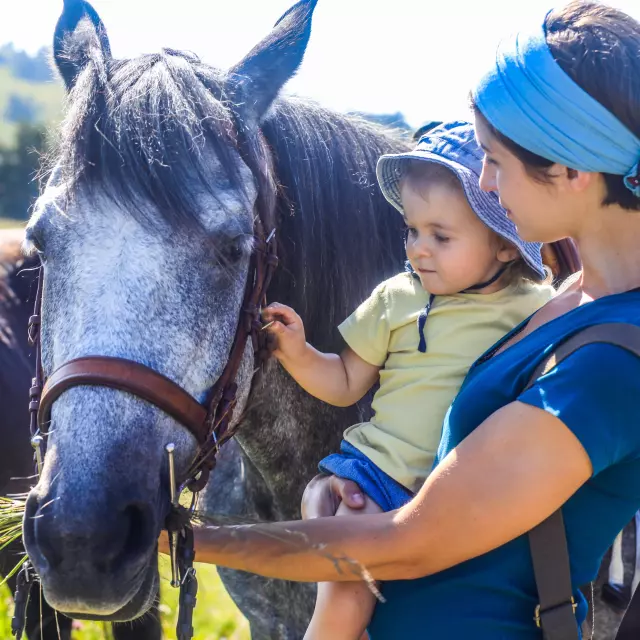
[161,3,640,637]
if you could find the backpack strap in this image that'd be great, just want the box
[523,323,640,639]
[617,583,640,640]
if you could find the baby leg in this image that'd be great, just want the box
[303,494,383,640]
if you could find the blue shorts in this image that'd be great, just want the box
[318,441,414,512]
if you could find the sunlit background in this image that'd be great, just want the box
[4,0,640,127]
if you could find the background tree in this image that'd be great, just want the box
[0,122,48,221]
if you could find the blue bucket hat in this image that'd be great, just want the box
[376,120,545,279]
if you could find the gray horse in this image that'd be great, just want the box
[20,0,408,637]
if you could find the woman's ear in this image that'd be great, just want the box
[552,165,594,194]
[568,168,597,194]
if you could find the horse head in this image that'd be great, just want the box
[22,0,318,621]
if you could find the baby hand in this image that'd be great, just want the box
[262,303,308,363]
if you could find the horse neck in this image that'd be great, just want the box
[231,104,410,519]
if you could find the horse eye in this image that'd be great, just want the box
[25,228,45,258]
[224,237,245,264]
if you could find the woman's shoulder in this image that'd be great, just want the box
[472,287,640,385]
[520,337,640,474]
[548,287,640,337]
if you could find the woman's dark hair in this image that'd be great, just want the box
[473,1,640,211]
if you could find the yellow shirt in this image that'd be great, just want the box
[340,272,554,492]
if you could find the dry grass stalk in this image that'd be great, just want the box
[0,494,28,585]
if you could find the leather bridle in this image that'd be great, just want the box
[14,128,278,640]
[28,133,278,494]
[29,224,277,491]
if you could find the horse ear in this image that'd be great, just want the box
[227,0,318,123]
[53,0,112,91]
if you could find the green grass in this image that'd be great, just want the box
[0,558,250,640]
[0,67,63,145]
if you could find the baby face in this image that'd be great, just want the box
[401,180,515,295]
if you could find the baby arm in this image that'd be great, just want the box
[262,303,380,407]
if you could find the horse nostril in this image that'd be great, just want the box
[26,490,157,577]
[92,502,155,573]
[24,491,63,571]
[121,503,154,563]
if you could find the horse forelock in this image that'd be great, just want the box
[49,49,268,229]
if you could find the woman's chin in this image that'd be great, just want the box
[505,217,543,243]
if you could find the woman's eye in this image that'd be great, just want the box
[434,234,450,244]
[484,156,498,167]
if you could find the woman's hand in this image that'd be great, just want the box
[302,474,366,519]
[262,303,308,364]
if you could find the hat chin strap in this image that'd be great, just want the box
[461,263,511,293]
[404,260,512,294]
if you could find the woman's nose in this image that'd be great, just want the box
[479,163,497,193]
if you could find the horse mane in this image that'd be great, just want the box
[262,98,410,349]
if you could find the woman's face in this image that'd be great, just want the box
[474,113,580,244]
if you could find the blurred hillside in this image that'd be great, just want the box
[0,44,60,220]
[0,43,63,145]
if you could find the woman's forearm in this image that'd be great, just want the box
[159,402,592,586]
[168,512,420,582]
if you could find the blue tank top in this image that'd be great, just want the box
[369,289,640,639]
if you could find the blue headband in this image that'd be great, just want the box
[472,14,640,197]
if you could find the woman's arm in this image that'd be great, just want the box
[165,401,592,582]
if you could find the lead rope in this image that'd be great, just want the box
[176,527,197,640]
[11,562,33,639]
